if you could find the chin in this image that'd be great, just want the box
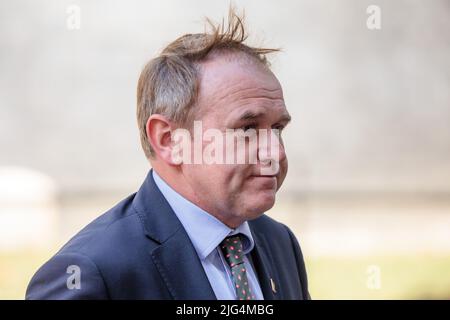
[244,193,276,219]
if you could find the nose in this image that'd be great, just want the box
[257,129,286,175]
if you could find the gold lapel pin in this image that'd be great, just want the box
[270,278,277,293]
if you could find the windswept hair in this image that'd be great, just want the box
[137,7,280,158]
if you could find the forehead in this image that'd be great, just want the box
[196,55,286,120]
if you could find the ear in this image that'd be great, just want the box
[145,115,178,165]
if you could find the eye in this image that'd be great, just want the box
[272,124,285,132]
[242,124,257,131]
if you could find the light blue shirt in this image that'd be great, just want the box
[152,170,264,300]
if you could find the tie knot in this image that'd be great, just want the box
[220,234,245,268]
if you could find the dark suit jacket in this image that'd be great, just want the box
[26,170,309,299]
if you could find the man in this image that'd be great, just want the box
[26,10,309,300]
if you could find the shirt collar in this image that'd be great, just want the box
[152,170,255,260]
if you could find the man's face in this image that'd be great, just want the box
[180,55,290,228]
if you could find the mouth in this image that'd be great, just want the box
[252,174,277,178]
[249,175,277,188]
[250,174,277,178]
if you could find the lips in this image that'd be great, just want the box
[249,175,277,188]
[250,173,277,178]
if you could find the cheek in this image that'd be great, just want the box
[277,158,288,190]
[202,165,241,189]
[219,166,252,195]
[195,164,252,197]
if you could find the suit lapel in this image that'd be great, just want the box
[249,227,281,300]
[133,170,216,300]
[150,227,217,299]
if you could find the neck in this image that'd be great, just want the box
[150,162,244,228]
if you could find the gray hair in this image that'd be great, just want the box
[136,8,280,158]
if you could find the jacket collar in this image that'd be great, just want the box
[132,169,279,300]
[131,170,214,299]
[152,170,256,260]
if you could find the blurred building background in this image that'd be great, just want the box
[0,0,449,299]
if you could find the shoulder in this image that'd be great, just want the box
[249,214,306,269]
[248,213,296,241]
[249,213,310,299]
[57,193,146,258]
[248,213,305,258]
[26,193,151,299]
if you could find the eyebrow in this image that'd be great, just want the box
[238,110,292,124]
[239,110,264,122]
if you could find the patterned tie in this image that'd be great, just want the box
[220,234,255,300]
